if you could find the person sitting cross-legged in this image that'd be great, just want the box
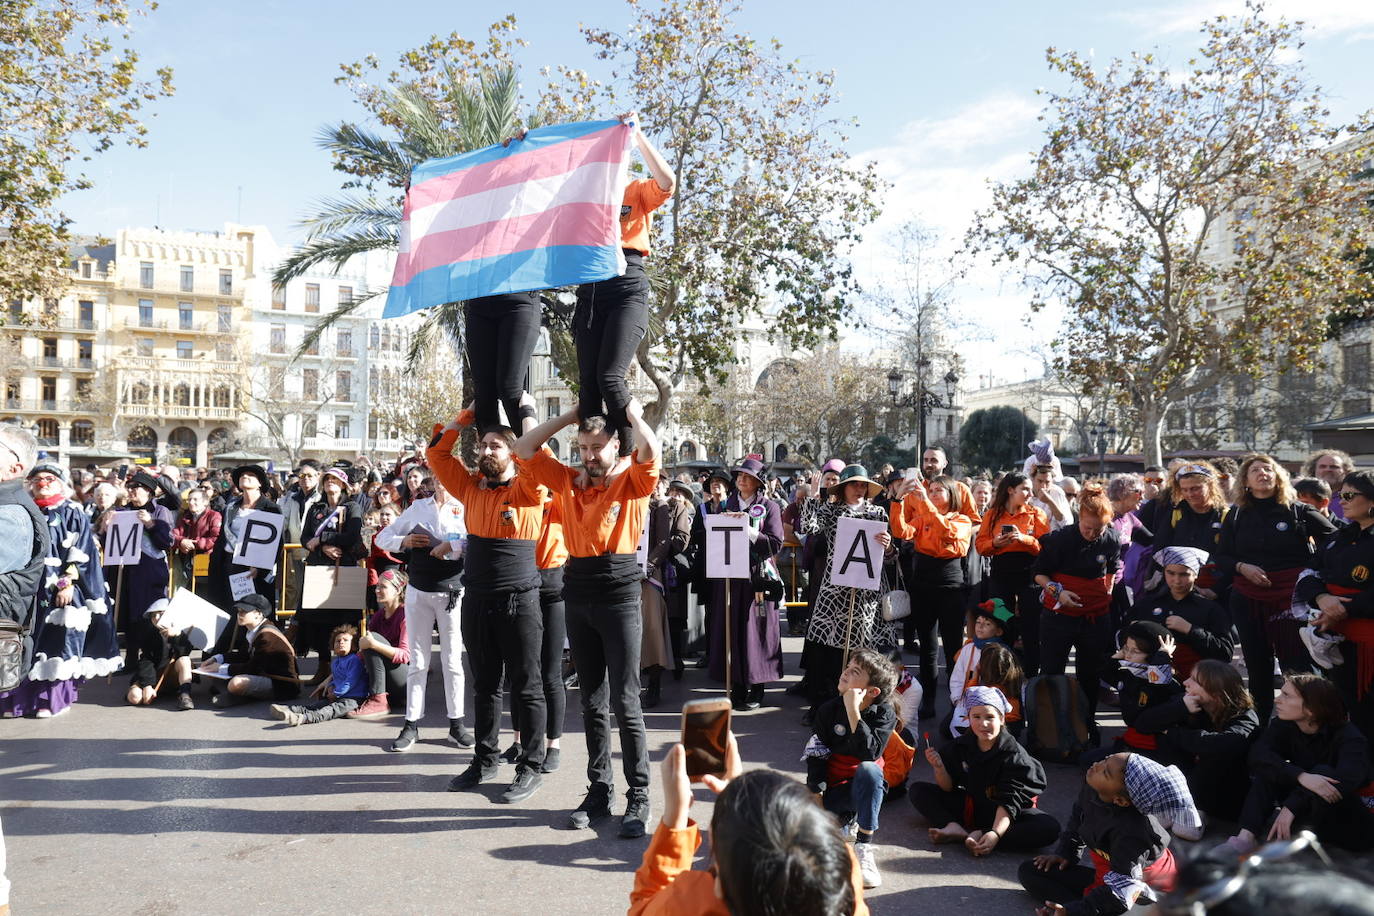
[270,624,368,726]
[197,594,301,706]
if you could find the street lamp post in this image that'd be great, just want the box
[888,362,959,470]
[1089,419,1117,478]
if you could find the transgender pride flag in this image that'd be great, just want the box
[383,119,635,318]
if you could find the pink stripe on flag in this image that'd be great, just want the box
[392,201,617,288]
[408,127,628,211]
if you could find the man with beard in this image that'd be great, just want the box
[1305,449,1355,521]
[426,407,548,804]
[515,398,661,838]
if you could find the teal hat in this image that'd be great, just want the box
[828,464,882,500]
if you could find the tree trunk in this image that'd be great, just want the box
[1141,402,1166,468]
[637,339,674,432]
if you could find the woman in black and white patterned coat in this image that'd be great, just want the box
[800,464,898,710]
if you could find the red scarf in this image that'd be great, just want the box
[1329,583,1374,699]
[34,492,65,509]
[1044,573,1114,619]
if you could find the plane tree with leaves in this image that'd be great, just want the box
[967,7,1373,466]
[1,0,173,302]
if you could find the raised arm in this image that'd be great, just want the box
[515,408,578,461]
[625,398,660,464]
[627,114,676,194]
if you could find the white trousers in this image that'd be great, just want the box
[1,813,9,906]
[403,585,465,723]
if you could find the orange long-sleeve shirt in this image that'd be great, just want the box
[535,493,568,570]
[628,820,869,916]
[889,493,974,559]
[975,503,1049,557]
[425,421,546,540]
[523,449,659,559]
[620,177,672,255]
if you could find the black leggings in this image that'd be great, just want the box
[1017,859,1100,909]
[574,251,648,456]
[990,571,1042,678]
[464,292,541,430]
[907,581,966,700]
[910,782,1061,851]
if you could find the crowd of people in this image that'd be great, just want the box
[2,115,1373,914]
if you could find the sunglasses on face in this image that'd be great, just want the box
[1339,491,1365,501]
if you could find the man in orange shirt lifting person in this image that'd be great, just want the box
[515,397,661,838]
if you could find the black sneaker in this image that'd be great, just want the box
[448,760,500,791]
[541,747,561,774]
[619,789,650,839]
[567,784,613,829]
[500,742,523,764]
[499,767,543,804]
[447,720,475,748]
[389,723,419,753]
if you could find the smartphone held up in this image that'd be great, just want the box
[681,698,731,783]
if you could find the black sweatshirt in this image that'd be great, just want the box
[1248,718,1371,821]
[1294,520,1374,619]
[1033,525,1122,580]
[1053,783,1171,916]
[934,728,1046,823]
[806,695,896,791]
[1215,496,1335,574]
[1122,591,1235,669]
[1132,697,1258,769]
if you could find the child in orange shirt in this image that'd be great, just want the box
[629,734,870,916]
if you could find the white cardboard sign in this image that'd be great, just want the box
[829,516,887,591]
[159,587,230,651]
[636,513,651,572]
[102,511,143,566]
[704,513,751,580]
[232,510,284,570]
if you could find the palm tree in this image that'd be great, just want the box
[272,65,534,363]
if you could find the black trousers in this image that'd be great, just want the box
[1017,859,1099,909]
[464,292,542,430]
[908,582,966,701]
[1229,591,1282,724]
[1039,611,1111,726]
[565,593,650,792]
[1238,774,1374,851]
[461,588,546,771]
[574,252,648,456]
[990,572,1041,677]
[509,568,568,741]
[910,782,1061,851]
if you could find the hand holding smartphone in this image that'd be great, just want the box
[681,698,732,783]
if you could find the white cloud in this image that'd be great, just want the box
[843,93,1050,386]
[1116,0,1374,39]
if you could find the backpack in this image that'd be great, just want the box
[1024,674,1094,763]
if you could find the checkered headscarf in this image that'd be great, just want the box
[960,685,1011,717]
[1123,754,1201,831]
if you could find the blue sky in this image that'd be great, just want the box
[59,0,1374,381]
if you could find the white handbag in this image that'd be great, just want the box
[880,565,911,622]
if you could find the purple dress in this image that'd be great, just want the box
[708,493,785,686]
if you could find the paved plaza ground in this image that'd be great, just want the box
[0,635,1249,915]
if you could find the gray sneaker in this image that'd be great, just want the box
[389,723,420,753]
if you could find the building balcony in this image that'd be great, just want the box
[302,436,361,452]
[119,403,240,420]
[34,357,97,372]
[52,317,100,333]
[116,356,241,375]
[132,280,242,299]
[2,398,99,415]
[120,317,233,335]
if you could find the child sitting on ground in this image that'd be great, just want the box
[126,598,196,710]
[949,643,1025,739]
[1018,752,1200,916]
[912,686,1061,857]
[949,599,1016,709]
[1110,620,1184,760]
[629,734,869,915]
[269,624,367,726]
[804,648,898,890]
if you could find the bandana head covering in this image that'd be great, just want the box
[1158,546,1208,573]
[1022,437,1062,479]
[1123,754,1201,831]
[960,685,1011,717]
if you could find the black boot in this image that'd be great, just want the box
[731,683,749,711]
[746,683,764,710]
[643,667,662,709]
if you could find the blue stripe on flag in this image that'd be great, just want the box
[410,120,623,184]
[382,244,625,318]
